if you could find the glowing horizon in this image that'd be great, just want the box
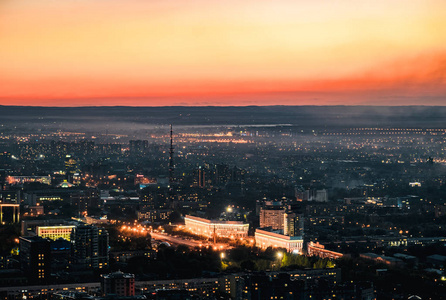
[1,0,445,106]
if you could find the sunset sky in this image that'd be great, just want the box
[1,0,445,106]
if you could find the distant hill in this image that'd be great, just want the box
[0,105,445,128]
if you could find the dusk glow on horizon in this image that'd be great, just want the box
[1,0,446,106]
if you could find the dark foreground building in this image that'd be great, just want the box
[71,225,109,270]
[101,271,135,297]
[19,236,51,285]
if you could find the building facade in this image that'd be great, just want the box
[259,207,286,230]
[101,271,135,296]
[70,225,109,270]
[36,225,75,241]
[184,215,249,239]
[307,242,344,259]
[255,228,303,253]
[0,203,20,224]
[283,212,304,237]
[19,236,52,284]
[6,175,51,185]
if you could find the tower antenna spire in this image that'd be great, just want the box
[169,124,174,184]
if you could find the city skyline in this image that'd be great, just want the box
[2,105,446,298]
[2,1,446,295]
[1,0,446,106]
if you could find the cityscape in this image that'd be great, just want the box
[0,106,445,299]
[2,0,446,299]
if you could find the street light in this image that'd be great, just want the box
[277,252,283,270]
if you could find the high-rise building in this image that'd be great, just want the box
[219,274,245,300]
[101,271,135,296]
[129,140,148,155]
[198,166,206,188]
[259,206,286,230]
[70,189,100,217]
[296,188,328,202]
[169,124,175,185]
[71,225,109,270]
[215,164,231,186]
[19,236,51,284]
[64,154,79,182]
[283,212,304,237]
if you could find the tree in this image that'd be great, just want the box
[313,259,327,269]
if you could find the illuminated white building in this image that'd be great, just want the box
[7,175,51,185]
[184,215,249,239]
[255,228,303,253]
[307,242,343,259]
[36,225,76,241]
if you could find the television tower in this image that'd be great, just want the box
[169,124,174,185]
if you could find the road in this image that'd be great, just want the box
[150,231,205,247]
[149,232,231,250]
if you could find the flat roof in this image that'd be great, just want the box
[185,215,247,225]
[255,228,303,240]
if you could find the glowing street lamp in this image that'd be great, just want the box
[276,252,283,270]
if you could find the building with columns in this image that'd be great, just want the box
[184,215,249,239]
[255,228,303,253]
